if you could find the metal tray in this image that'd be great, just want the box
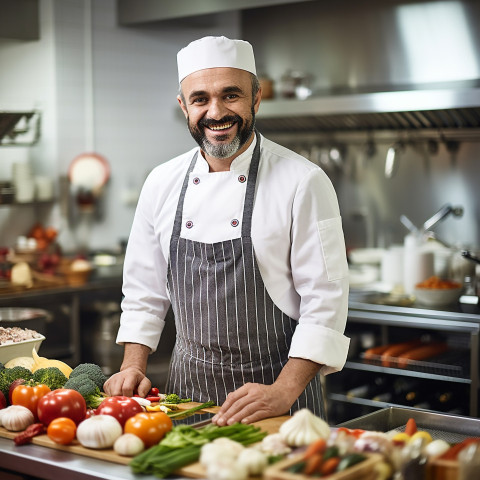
[337,407,480,444]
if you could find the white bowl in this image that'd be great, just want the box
[414,287,463,307]
[0,335,45,364]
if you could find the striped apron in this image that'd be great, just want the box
[165,136,324,417]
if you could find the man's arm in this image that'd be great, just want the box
[211,357,322,425]
[103,343,152,397]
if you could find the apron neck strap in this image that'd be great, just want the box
[241,131,261,237]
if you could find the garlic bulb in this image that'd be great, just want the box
[200,438,244,466]
[76,415,122,449]
[259,433,292,455]
[279,408,330,447]
[206,458,248,480]
[236,448,268,476]
[114,433,145,456]
[1,405,35,432]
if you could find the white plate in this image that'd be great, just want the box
[0,334,45,364]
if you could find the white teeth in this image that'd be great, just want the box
[209,123,233,131]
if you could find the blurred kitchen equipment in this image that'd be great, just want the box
[403,233,434,295]
[422,203,464,232]
[0,307,52,336]
[400,214,420,236]
[68,152,110,211]
[279,69,313,100]
[462,250,480,265]
[384,142,403,178]
[381,245,404,289]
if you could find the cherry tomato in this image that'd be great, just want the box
[95,396,143,427]
[47,417,77,445]
[37,388,87,426]
[12,384,51,419]
[124,412,172,447]
[149,387,160,396]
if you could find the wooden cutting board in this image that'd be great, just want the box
[0,403,290,475]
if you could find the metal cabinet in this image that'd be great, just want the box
[326,299,480,424]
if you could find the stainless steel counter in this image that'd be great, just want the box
[0,435,175,480]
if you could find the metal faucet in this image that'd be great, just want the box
[422,204,464,232]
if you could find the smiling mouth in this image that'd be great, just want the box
[207,122,235,131]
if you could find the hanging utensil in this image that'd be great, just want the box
[422,204,464,232]
[384,142,402,178]
[400,214,420,235]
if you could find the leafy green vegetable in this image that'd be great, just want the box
[31,367,67,390]
[63,373,106,408]
[0,366,32,399]
[163,393,192,404]
[166,400,215,420]
[69,363,107,390]
[130,421,267,477]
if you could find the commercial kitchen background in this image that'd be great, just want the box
[1,0,480,419]
[1,0,479,253]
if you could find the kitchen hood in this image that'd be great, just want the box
[255,84,480,136]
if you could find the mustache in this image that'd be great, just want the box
[199,115,242,129]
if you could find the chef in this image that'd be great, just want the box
[104,36,350,425]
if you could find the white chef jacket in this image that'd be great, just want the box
[117,134,350,375]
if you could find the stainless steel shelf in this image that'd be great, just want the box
[328,299,480,420]
[344,360,471,384]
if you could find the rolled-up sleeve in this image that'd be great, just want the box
[288,168,350,375]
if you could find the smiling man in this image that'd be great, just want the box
[104,36,350,425]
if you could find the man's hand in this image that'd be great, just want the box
[211,382,294,425]
[103,342,152,397]
[212,357,323,425]
[103,367,152,397]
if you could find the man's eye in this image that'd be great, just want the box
[192,97,207,104]
[225,94,238,100]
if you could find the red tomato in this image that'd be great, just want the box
[124,412,172,447]
[12,384,51,419]
[37,389,87,426]
[95,396,143,427]
[47,417,77,445]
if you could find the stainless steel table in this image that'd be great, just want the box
[0,436,190,480]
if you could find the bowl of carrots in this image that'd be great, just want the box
[414,276,463,307]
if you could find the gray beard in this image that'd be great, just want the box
[200,134,241,159]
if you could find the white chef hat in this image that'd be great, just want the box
[177,36,256,83]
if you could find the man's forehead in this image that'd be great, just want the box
[181,67,251,94]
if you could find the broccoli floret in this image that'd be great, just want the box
[64,373,106,409]
[31,367,68,391]
[0,366,33,399]
[69,363,107,390]
[164,393,191,404]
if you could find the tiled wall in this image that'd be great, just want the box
[0,0,241,252]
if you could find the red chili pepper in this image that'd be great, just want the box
[146,396,161,402]
[14,423,45,446]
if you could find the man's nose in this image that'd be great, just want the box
[208,98,227,119]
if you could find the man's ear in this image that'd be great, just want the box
[177,95,188,119]
[253,87,262,114]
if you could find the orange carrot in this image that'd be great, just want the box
[303,438,327,459]
[303,453,324,475]
[405,417,417,436]
[320,457,341,476]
